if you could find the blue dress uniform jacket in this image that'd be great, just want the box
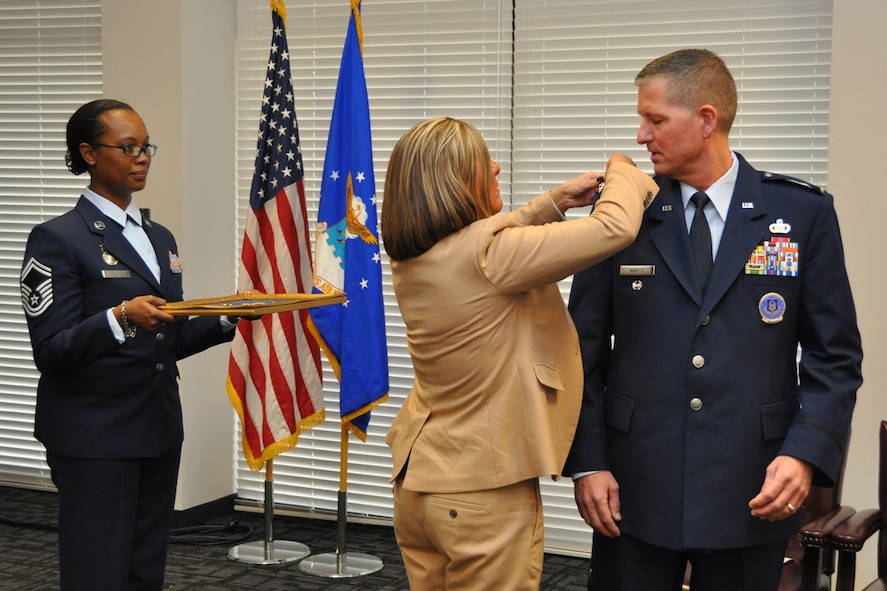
[564,153,862,551]
[21,196,234,460]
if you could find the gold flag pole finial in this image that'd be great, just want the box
[271,0,287,28]
[351,0,363,57]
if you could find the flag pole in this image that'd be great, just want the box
[228,458,311,564]
[298,420,383,577]
[337,424,349,571]
[300,0,387,577]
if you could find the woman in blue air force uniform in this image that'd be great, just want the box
[20,99,236,591]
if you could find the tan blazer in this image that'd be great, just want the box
[386,162,657,493]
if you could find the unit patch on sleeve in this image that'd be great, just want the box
[21,257,54,317]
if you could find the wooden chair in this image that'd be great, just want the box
[782,476,856,591]
[829,420,887,591]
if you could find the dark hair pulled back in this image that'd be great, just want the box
[65,99,134,175]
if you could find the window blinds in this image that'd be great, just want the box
[0,0,101,488]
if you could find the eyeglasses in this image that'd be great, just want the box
[91,143,158,158]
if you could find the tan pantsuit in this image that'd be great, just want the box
[394,478,543,590]
[386,162,658,589]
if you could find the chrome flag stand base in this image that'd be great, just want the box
[228,539,310,565]
[301,426,383,578]
[299,550,383,578]
[228,460,310,564]
[300,490,383,577]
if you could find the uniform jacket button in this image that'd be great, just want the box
[690,398,703,411]
[692,355,705,368]
[155,362,165,372]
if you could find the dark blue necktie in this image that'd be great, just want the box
[689,191,712,289]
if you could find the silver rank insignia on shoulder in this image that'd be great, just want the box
[758,292,786,324]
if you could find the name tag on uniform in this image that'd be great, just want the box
[619,265,655,276]
[102,270,131,279]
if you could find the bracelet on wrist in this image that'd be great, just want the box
[120,299,137,339]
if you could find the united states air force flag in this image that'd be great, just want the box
[309,0,388,440]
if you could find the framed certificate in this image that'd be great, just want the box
[159,292,346,316]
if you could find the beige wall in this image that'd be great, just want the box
[102,0,238,512]
[101,0,885,583]
[829,0,887,583]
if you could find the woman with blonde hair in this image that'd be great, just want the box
[382,116,658,590]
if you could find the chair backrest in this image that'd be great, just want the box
[784,428,852,566]
[878,421,887,577]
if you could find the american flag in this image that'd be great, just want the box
[308,0,388,440]
[226,0,324,471]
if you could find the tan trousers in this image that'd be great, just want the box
[393,478,544,591]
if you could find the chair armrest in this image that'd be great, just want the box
[798,505,857,547]
[830,508,881,552]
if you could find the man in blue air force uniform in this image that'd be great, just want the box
[565,49,863,591]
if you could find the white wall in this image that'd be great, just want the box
[100,0,885,583]
[829,0,887,584]
[102,0,239,512]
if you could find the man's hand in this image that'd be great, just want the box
[748,455,814,521]
[574,471,622,537]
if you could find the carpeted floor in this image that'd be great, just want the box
[0,485,590,590]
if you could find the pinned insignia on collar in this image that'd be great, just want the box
[94,220,106,230]
[742,202,754,209]
[661,204,673,212]
[769,218,792,234]
[100,243,118,266]
[758,292,786,324]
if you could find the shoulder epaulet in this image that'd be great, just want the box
[760,171,825,195]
